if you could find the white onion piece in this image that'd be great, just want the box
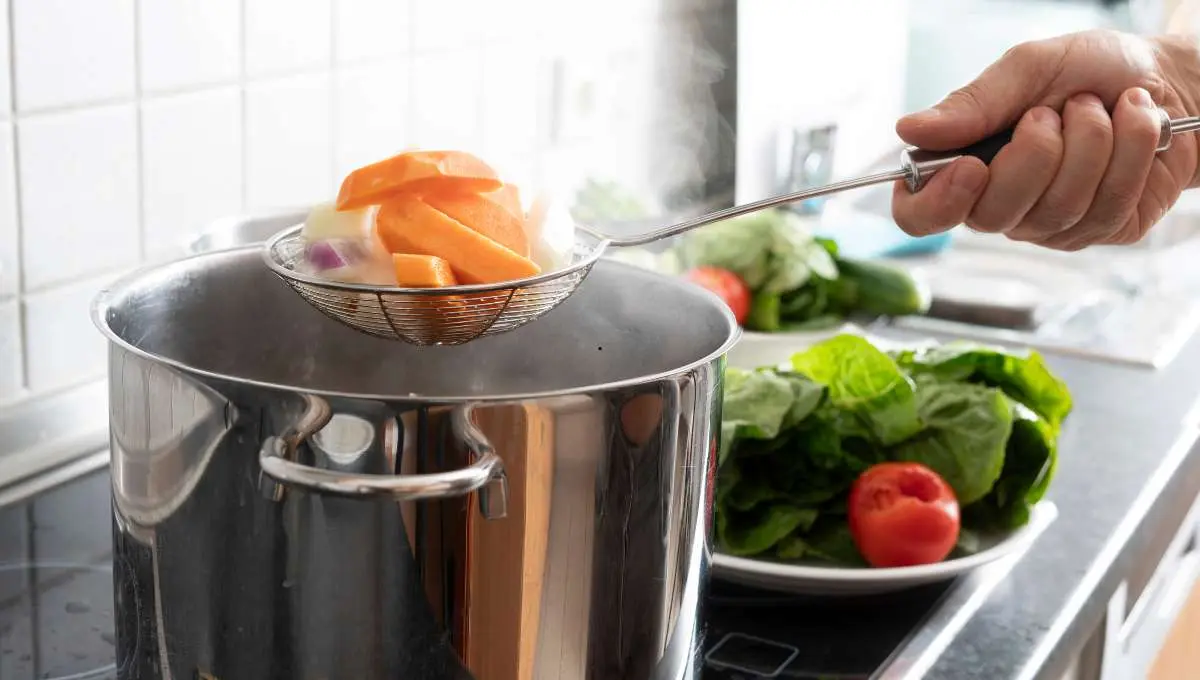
[300,237,397,285]
[302,202,377,242]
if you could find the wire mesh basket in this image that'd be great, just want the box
[262,225,606,346]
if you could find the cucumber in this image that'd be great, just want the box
[830,258,929,317]
[746,292,782,331]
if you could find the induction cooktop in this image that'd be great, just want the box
[0,462,953,680]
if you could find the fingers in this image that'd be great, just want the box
[1006,94,1113,242]
[897,40,1061,150]
[1033,87,1162,250]
[892,157,988,236]
[965,107,1064,234]
[894,87,1167,249]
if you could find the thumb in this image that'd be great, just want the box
[898,47,1047,150]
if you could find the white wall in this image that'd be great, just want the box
[735,0,911,204]
[905,0,1122,114]
[0,0,727,409]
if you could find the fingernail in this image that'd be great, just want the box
[1072,93,1104,108]
[1028,107,1060,129]
[1128,87,1154,108]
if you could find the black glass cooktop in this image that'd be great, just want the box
[0,468,115,679]
[0,466,951,680]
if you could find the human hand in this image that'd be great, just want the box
[892,30,1200,250]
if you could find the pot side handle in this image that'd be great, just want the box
[258,399,508,520]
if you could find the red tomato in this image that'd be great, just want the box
[848,462,960,568]
[685,267,751,325]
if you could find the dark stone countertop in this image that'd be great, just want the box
[873,323,1200,680]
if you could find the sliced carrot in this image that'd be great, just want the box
[392,254,458,288]
[376,195,541,285]
[490,183,523,221]
[337,150,503,211]
[420,189,530,257]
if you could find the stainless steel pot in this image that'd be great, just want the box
[185,208,309,254]
[93,242,739,680]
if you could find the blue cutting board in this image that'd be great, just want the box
[813,208,954,259]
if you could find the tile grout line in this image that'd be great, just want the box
[5,61,364,122]
[406,0,418,146]
[328,0,338,186]
[7,0,27,396]
[328,0,338,184]
[132,0,147,262]
[239,0,249,211]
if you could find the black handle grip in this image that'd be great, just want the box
[952,128,1016,165]
[902,127,1017,191]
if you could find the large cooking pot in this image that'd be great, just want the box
[185,208,309,254]
[93,243,739,680]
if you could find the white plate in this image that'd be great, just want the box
[711,501,1058,596]
[727,323,924,371]
[719,330,1059,596]
[727,323,865,368]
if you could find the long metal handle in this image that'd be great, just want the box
[607,168,907,247]
[608,107,1194,248]
[258,396,508,517]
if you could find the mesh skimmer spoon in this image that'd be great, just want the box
[264,108,1199,346]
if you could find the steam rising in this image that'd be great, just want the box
[650,3,737,211]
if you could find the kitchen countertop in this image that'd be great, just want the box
[4,311,1200,679]
[872,321,1200,680]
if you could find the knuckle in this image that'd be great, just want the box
[1040,232,1090,251]
[1001,41,1041,68]
[1121,109,1163,146]
[1026,133,1064,164]
[964,211,1010,234]
[1095,182,1142,214]
[1058,241,1091,252]
[1107,216,1150,245]
[1004,223,1043,243]
[1028,199,1084,234]
[945,83,987,115]
[1072,113,1114,148]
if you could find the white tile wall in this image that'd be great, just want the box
[0,124,17,298]
[0,301,20,405]
[11,0,136,111]
[141,88,244,257]
[0,0,727,408]
[138,1,242,93]
[334,0,410,64]
[17,105,140,290]
[245,0,332,77]
[413,0,483,53]
[0,0,10,116]
[411,49,484,150]
[245,74,334,209]
[333,60,409,177]
[23,274,113,393]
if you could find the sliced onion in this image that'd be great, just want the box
[306,241,349,270]
[302,202,378,242]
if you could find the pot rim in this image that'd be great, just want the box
[91,245,743,402]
